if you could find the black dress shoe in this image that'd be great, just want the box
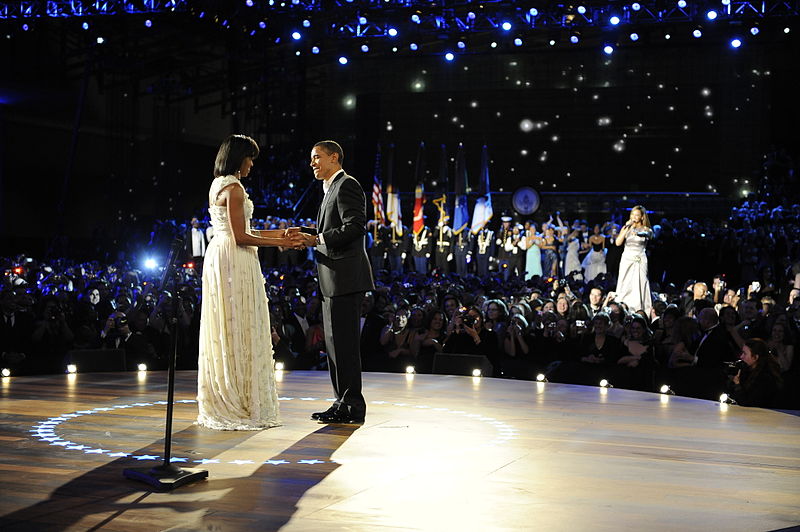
[317,409,365,424]
[311,405,338,420]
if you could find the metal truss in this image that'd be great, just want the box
[0,0,188,19]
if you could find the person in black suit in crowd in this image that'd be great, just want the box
[359,292,388,372]
[100,311,158,370]
[297,140,375,424]
[185,216,209,274]
[0,289,35,374]
[693,307,737,368]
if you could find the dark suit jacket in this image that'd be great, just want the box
[314,171,375,298]
[694,325,736,368]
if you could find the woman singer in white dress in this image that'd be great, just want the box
[197,134,304,430]
[614,205,653,316]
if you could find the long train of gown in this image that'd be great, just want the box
[615,231,652,316]
[196,175,280,430]
[581,247,607,282]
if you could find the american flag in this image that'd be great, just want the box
[372,174,386,224]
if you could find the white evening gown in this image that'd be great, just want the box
[196,175,280,430]
[615,230,652,316]
[564,237,582,278]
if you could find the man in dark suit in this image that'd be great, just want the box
[298,140,375,424]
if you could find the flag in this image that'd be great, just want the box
[470,145,493,234]
[433,194,449,227]
[371,144,385,224]
[412,142,426,235]
[453,143,470,234]
[385,143,402,235]
[435,145,450,226]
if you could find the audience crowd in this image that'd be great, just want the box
[2,193,798,410]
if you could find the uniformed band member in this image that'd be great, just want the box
[453,229,473,276]
[387,223,408,275]
[495,215,515,280]
[368,219,391,275]
[433,221,453,273]
[411,225,432,274]
[474,225,494,277]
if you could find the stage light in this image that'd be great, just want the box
[599,379,613,388]
[145,19,152,28]
[659,384,675,395]
[784,27,791,34]
[529,8,538,16]
[490,41,498,48]
[82,22,89,30]
[311,46,320,54]
[664,32,671,39]
[577,6,587,15]
[275,361,285,371]
[730,38,742,48]
[457,41,466,49]
[719,393,737,405]
[291,31,301,40]
[96,37,105,44]
[388,27,398,37]
[246,0,254,6]
[706,10,718,21]
[472,369,482,377]
[549,39,556,46]
[467,11,476,20]
[302,19,311,28]
[677,0,687,7]
[358,16,367,25]
[444,51,455,61]
[722,0,730,4]
[501,21,512,31]
[361,44,369,52]
[630,32,639,41]
[410,42,418,51]
[67,364,77,374]
[631,2,641,11]
[22,24,29,31]
[514,38,522,46]
[137,363,148,372]
[338,56,349,65]
[609,15,620,26]
[693,29,702,38]
[570,34,580,44]
[603,44,614,55]
[536,373,547,382]
[750,27,759,35]
[405,366,416,374]
[520,118,534,132]
[1,368,10,377]
[411,14,420,24]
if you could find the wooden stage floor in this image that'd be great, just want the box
[0,370,798,531]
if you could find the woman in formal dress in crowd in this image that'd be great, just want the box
[197,134,303,430]
[615,205,654,317]
[524,221,542,280]
[540,224,559,278]
[581,224,607,282]
[563,225,583,279]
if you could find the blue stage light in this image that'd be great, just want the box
[246,0,254,6]
[410,42,418,51]
[444,52,455,61]
[750,27,759,35]
[411,14,420,24]
[706,10,718,20]
[678,1,687,8]
[693,29,702,38]
[388,27,398,37]
[361,44,369,52]
[529,8,538,16]
[145,19,152,28]
[312,46,320,54]
[457,41,466,49]
[96,36,104,44]
[339,56,349,65]
[722,0,730,4]
[291,31,301,40]
[302,19,311,28]
[259,21,266,29]
[603,44,614,55]
[501,21,512,31]
[144,258,157,269]
[22,24,29,31]
[577,6,586,15]
[359,16,367,25]
[570,35,579,44]
[609,16,621,25]
[514,38,522,46]
[82,22,89,30]
[631,3,641,11]
[630,32,639,41]
[467,12,476,20]
[730,38,742,48]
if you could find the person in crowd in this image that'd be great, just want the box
[563,223,583,279]
[727,338,783,407]
[523,221,542,280]
[433,220,453,274]
[185,216,209,274]
[616,315,656,391]
[410,224,432,274]
[581,224,607,282]
[411,309,447,373]
[540,224,559,278]
[387,222,409,276]
[766,320,795,374]
[473,225,495,277]
[453,229,473,276]
[442,305,499,374]
[615,205,654,316]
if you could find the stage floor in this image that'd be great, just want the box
[0,370,798,531]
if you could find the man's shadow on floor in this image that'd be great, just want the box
[1,423,359,531]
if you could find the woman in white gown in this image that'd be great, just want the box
[197,135,303,430]
[581,224,607,282]
[614,206,653,317]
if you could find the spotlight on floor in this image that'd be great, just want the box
[472,369,482,377]
[536,373,547,382]
[599,379,613,388]
[137,363,148,372]
[659,384,675,395]
[274,361,285,371]
[1,368,10,377]
[719,393,737,405]
[405,366,416,374]
[66,364,77,374]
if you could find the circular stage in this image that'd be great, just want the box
[0,370,798,531]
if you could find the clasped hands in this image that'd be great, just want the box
[281,227,317,250]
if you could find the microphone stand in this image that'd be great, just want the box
[124,237,208,490]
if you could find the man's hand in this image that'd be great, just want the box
[295,232,317,248]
